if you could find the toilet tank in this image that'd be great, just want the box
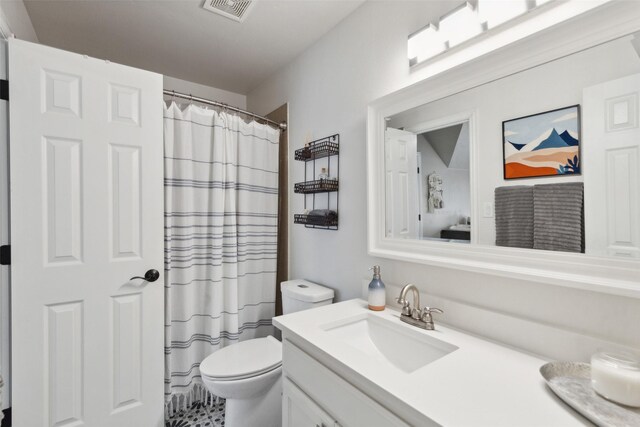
[281,279,334,314]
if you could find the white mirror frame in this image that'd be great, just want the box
[367,2,640,298]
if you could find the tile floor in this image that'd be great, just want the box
[165,400,225,427]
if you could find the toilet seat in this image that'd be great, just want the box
[200,336,282,381]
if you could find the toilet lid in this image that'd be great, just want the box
[200,336,282,380]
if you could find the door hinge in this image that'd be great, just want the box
[417,167,420,173]
[0,79,8,101]
[0,245,10,265]
[418,214,421,221]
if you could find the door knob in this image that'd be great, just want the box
[130,269,160,282]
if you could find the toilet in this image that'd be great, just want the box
[200,279,334,427]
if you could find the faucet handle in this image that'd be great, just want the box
[420,307,443,323]
[397,298,411,316]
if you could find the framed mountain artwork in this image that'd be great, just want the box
[503,105,581,179]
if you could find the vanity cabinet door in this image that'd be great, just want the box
[283,377,338,427]
[284,339,411,427]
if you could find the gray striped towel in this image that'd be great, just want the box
[495,186,534,249]
[533,182,584,253]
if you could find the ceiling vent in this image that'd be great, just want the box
[202,0,255,23]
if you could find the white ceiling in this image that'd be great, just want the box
[23,0,365,94]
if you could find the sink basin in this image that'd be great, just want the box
[321,313,458,374]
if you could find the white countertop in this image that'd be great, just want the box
[274,299,592,427]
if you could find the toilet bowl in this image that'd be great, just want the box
[200,279,334,427]
[201,336,283,427]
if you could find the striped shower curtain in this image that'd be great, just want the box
[163,102,280,415]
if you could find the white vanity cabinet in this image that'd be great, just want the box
[282,339,410,427]
[283,378,339,427]
[276,300,596,427]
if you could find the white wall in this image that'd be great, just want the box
[0,0,38,41]
[163,75,246,109]
[248,0,640,361]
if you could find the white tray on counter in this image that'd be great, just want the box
[540,362,640,427]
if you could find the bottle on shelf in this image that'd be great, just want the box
[318,167,328,181]
[300,142,311,160]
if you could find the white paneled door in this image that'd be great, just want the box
[9,39,164,426]
[583,73,640,258]
[385,128,419,239]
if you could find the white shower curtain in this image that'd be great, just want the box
[163,102,280,415]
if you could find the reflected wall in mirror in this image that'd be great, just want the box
[385,116,471,243]
[383,30,640,259]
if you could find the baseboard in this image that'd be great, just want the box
[1,407,10,427]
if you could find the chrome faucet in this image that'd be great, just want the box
[397,283,421,319]
[396,283,443,331]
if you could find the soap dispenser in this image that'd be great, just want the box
[368,265,386,311]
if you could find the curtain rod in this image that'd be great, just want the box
[163,89,287,131]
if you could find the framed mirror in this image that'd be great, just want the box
[367,2,640,296]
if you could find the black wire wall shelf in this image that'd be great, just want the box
[294,213,339,228]
[294,179,339,194]
[294,136,340,161]
[294,134,340,230]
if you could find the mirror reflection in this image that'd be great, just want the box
[385,121,470,242]
[384,31,640,259]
